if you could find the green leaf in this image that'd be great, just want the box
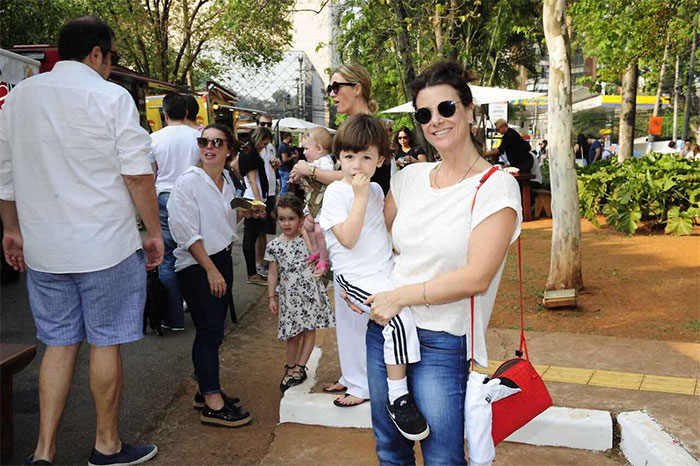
[665,207,694,236]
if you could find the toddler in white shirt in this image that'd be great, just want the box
[319,114,429,441]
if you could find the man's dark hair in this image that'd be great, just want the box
[685,138,691,144]
[162,93,187,121]
[409,61,475,108]
[58,16,116,61]
[184,95,200,122]
[668,141,677,149]
[333,113,391,160]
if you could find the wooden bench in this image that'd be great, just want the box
[513,173,535,221]
[1,343,37,462]
[533,188,552,218]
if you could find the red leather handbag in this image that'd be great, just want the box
[470,166,553,446]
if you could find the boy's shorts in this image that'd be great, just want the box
[336,273,420,365]
[27,250,147,347]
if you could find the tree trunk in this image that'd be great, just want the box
[543,0,583,290]
[682,17,698,141]
[617,61,638,162]
[673,55,680,141]
[647,30,671,151]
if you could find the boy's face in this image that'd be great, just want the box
[302,136,323,162]
[339,145,384,183]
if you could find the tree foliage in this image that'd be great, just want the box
[1,0,295,86]
[331,0,544,109]
[570,0,695,87]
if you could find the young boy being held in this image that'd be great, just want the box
[298,127,335,277]
[318,114,429,441]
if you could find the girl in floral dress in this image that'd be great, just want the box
[265,194,335,392]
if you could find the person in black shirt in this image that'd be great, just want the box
[239,127,271,285]
[484,119,533,173]
[394,127,427,168]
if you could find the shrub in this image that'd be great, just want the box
[577,153,700,235]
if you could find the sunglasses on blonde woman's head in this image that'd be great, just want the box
[325,81,357,96]
[414,100,457,125]
[196,137,225,149]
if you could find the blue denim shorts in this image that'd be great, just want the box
[27,250,147,347]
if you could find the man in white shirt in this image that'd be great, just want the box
[0,16,162,466]
[149,93,200,331]
[255,114,279,277]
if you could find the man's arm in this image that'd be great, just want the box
[122,174,163,270]
[0,200,26,272]
[593,146,602,163]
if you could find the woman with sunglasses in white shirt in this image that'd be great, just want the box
[362,62,522,464]
[167,124,253,429]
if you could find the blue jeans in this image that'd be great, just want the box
[367,321,468,466]
[279,169,291,196]
[158,193,184,327]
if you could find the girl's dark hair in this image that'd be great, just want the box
[58,16,116,61]
[333,114,391,160]
[408,61,475,108]
[276,194,304,218]
[394,126,413,147]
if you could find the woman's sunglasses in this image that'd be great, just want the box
[325,81,357,96]
[196,137,225,149]
[414,100,457,125]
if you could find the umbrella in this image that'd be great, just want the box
[380,86,545,113]
[239,117,335,134]
[465,371,521,466]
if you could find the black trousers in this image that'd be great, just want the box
[242,217,266,277]
[177,247,233,395]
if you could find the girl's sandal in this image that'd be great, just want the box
[306,253,320,266]
[292,364,308,385]
[312,261,329,278]
[280,364,296,393]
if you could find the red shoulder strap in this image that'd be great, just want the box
[469,166,527,370]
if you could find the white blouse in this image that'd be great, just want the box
[167,166,238,271]
[390,163,522,367]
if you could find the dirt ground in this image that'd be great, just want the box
[492,217,700,342]
[142,217,699,465]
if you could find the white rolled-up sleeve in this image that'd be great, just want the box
[167,180,202,251]
[0,99,15,201]
[114,92,153,175]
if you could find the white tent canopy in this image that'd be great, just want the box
[380,85,545,113]
[239,117,335,133]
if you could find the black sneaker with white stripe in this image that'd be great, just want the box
[386,394,430,441]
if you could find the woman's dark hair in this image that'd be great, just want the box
[184,95,200,122]
[394,126,413,147]
[58,16,116,61]
[202,124,239,154]
[249,127,273,152]
[333,114,391,160]
[276,194,304,218]
[162,93,187,120]
[408,61,475,108]
[541,139,548,148]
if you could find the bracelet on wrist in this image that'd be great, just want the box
[422,281,430,307]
